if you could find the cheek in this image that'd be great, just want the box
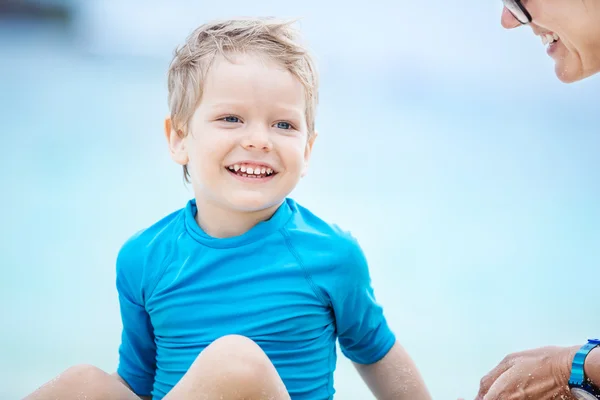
[281,140,308,173]
[187,135,228,176]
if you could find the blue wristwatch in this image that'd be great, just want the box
[569,339,600,400]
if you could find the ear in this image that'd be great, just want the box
[165,117,189,167]
[301,130,318,177]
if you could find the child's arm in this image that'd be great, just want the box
[330,237,431,400]
[114,236,158,398]
[352,342,431,400]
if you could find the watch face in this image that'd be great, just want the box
[571,388,598,400]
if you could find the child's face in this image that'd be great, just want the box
[167,53,315,213]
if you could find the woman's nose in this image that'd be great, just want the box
[501,6,522,29]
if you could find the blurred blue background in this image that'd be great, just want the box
[1,0,598,398]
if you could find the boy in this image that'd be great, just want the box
[24,17,431,400]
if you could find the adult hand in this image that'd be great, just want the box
[475,345,578,400]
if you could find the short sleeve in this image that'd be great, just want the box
[330,237,396,365]
[116,236,157,396]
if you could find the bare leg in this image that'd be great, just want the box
[23,364,141,400]
[164,335,290,400]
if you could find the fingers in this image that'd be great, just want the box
[481,368,517,400]
[476,356,513,400]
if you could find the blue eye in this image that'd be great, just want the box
[275,121,292,130]
[223,116,240,123]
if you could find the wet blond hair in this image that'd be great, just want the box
[167,17,319,182]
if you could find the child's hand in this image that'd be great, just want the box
[474,345,577,400]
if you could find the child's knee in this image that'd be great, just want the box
[61,364,109,383]
[209,334,262,353]
[201,335,275,381]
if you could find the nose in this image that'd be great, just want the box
[501,6,522,29]
[241,127,273,152]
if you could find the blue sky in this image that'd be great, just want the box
[1,1,598,398]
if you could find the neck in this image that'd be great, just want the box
[590,8,600,74]
[194,196,282,238]
[593,42,600,74]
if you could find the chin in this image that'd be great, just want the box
[556,69,581,83]
[226,193,284,213]
[554,59,585,83]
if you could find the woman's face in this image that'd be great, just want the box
[501,0,600,83]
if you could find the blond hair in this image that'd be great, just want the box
[167,17,319,182]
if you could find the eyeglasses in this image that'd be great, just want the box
[502,0,532,24]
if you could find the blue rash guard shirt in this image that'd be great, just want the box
[116,198,396,399]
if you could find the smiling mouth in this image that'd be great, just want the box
[225,163,277,179]
[541,32,560,48]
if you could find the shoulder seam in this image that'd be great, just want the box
[280,228,329,307]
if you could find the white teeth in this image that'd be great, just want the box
[227,163,276,177]
[542,33,558,46]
